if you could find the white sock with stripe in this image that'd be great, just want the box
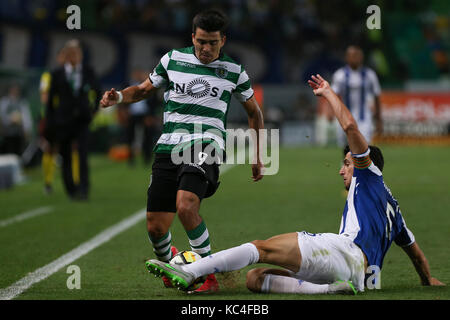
[261,274,329,294]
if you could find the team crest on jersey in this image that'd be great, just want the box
[186,78,211,98]
[215,65,228,79]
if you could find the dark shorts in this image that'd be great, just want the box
[146,144,221,213]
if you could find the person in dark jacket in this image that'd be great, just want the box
[44,39,101,200]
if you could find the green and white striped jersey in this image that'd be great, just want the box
[149,46,254,154]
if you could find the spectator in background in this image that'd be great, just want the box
[0,84,32,156]
[43,39,101,200]
[123,69,161,167]
[331,45,382,146]
[423,26,450,77]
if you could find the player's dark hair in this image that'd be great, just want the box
[343,145,384,172]
[192,9,228,36]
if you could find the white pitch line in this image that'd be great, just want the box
[0,208,146,300]
[0,206,54,228]
[0,149,246,300]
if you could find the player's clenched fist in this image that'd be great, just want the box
[100,88,120,108]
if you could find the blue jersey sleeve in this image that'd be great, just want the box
[348,148,415,268]
[394,221,415,247]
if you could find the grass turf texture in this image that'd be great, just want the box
[0,146,449,300]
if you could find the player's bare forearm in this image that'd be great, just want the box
[121,85,149,103]
[123,78,156,103]
[245,97,264,134]
[242,96,264,181]
[402,242,445,286]
[246,97,264,158]
[100,78,155,108]
[308,75,368,155]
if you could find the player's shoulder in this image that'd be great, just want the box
[217,51,238,65]
[208,52,244,77]
[352,150,383,177]
[171,46,193,57]
[356,162,383,177]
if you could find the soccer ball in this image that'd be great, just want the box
[170,250,201,265]
[169,251,205,290]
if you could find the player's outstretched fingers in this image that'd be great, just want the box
[308,80,318,89]
[316,74,326,82]
[311,74,321,84]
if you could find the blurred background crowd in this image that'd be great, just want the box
[0,0,448,174]
[1,0,449,84]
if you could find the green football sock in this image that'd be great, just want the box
[148,231,173,262]
[186,220,211,258]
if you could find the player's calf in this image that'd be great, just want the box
[246,268,269,293]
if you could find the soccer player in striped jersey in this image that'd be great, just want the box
[100,9,264,293]
[145,74,444,295]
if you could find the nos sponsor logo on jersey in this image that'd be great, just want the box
[175,79,219,98]
[187,79,211,98]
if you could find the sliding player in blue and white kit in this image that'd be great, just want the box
[146,74,444,294]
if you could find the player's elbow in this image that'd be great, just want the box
[342,120,358,134]
[247,104,262,120]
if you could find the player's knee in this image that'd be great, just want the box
[176,194,198,219]
[146,212,168,238]
[250,240,270,263]
[246,268,267,293]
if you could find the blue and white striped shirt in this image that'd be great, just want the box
[332,66,381,123]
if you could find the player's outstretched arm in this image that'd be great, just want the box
[401,242,445,286]
[241,96,264,182]
[308,74,368,155]
[100,78,156,108]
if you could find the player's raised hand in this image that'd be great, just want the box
[308,74,331,96]
[100,88,120,108]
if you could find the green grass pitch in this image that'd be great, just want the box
[0,146,449,300]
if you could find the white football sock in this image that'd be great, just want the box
[315,115,328,146]
[181,243,259,279]
[261,274,329,294]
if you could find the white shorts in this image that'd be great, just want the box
[293,231,365,292]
